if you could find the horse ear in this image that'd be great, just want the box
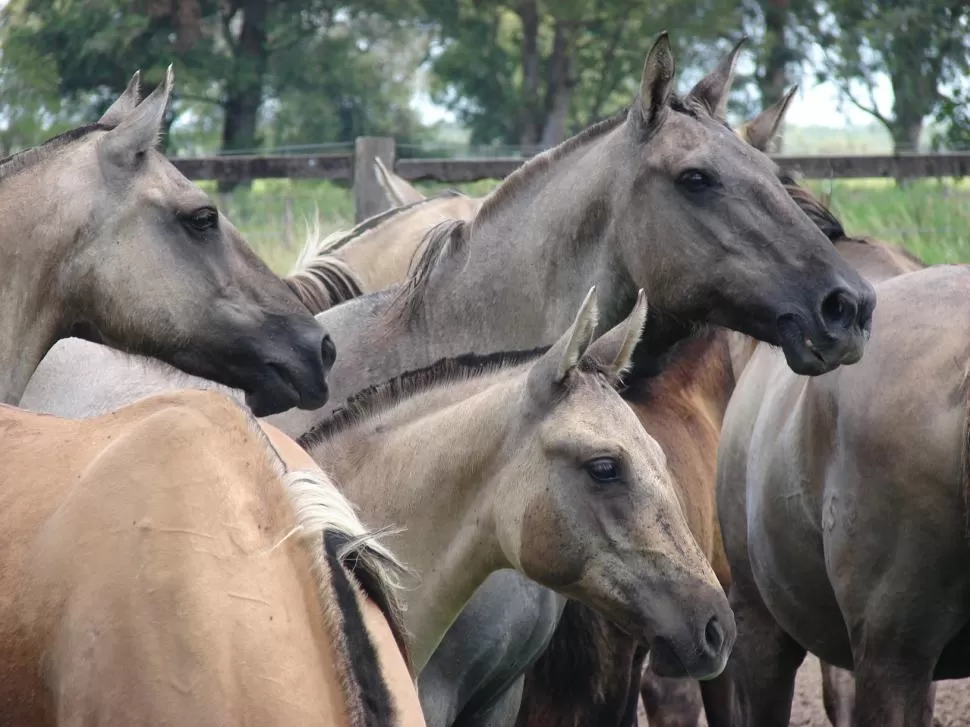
[584,289,648,384]
[98,64,173,170]
[527,287,599,402]
[98,70,141,127]
[634,32,675,132]
[686,36,747,120]
[739,85,797,152]
[374,157,425,207]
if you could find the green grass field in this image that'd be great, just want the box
[202,177,970,275]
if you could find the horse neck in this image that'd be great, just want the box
[416,125,635,352]
[0,174,73,404]
[309,373,521,669]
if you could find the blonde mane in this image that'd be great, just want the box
[285,214,366,314]
[241,412,415,724]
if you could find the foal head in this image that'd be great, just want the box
[498,289,735,679]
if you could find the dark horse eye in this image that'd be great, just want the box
[676,169,715,193]
[184,207,219,234]
[585,457,621,483]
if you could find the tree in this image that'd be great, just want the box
[810,1,970,154]
[421,0,746,149]
[0,0,429,186]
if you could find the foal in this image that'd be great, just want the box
[298,291,736,688]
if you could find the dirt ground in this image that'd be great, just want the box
[637,654,970,726]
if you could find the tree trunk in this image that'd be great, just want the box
[516,0,541,151]
[219,0,269,193]
[539,21,575,149]
[756,0,797,152]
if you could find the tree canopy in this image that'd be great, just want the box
[0,0,964,162]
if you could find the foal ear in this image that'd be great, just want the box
[686,36,747,120]
[634,32,675,133]
[527,287,599,401]
[584,289,648,384]
[98,64,174,171]
[98,70,141,127]
[739,85,797,152]
[374,157,425,207]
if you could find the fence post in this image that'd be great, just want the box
[353,136,396,223]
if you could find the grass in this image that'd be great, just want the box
[201,177,970,275]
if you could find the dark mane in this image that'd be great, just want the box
[298,348,548,450]
[298,346,616,451]
[782,181,846,242]
[0,123,110,184]
[781,179,929,269]
[388,217,469,321]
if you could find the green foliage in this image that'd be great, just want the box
[0,0,430,155]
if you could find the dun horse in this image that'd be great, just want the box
[0,389,424,726]
[716,228,970,725]
[299,290,735,688]
[0,67,335,415]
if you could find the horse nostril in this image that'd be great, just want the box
[704,616,725,655]
[820,288,858,331]
[320,334,336,368]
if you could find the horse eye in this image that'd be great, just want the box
[585,457,621,483]
[184,207,218,233]
[676,169,715,193]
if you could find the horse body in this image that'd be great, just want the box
[0,68,334,415]
[719,257,970,724]
[0,389,421,726]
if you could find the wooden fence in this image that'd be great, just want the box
[169,136,970,223]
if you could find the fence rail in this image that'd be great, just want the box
[168,136,970,222]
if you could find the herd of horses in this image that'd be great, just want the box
[0,29,967,727]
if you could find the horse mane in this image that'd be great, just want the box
[0,123,110,184]
[287,190,467,314]
[298,346,616,451]
[283,225,364,315]
[243,414,413,675]
[781,179,929,269]
[299,348,546,449]
[782,182,846,242]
